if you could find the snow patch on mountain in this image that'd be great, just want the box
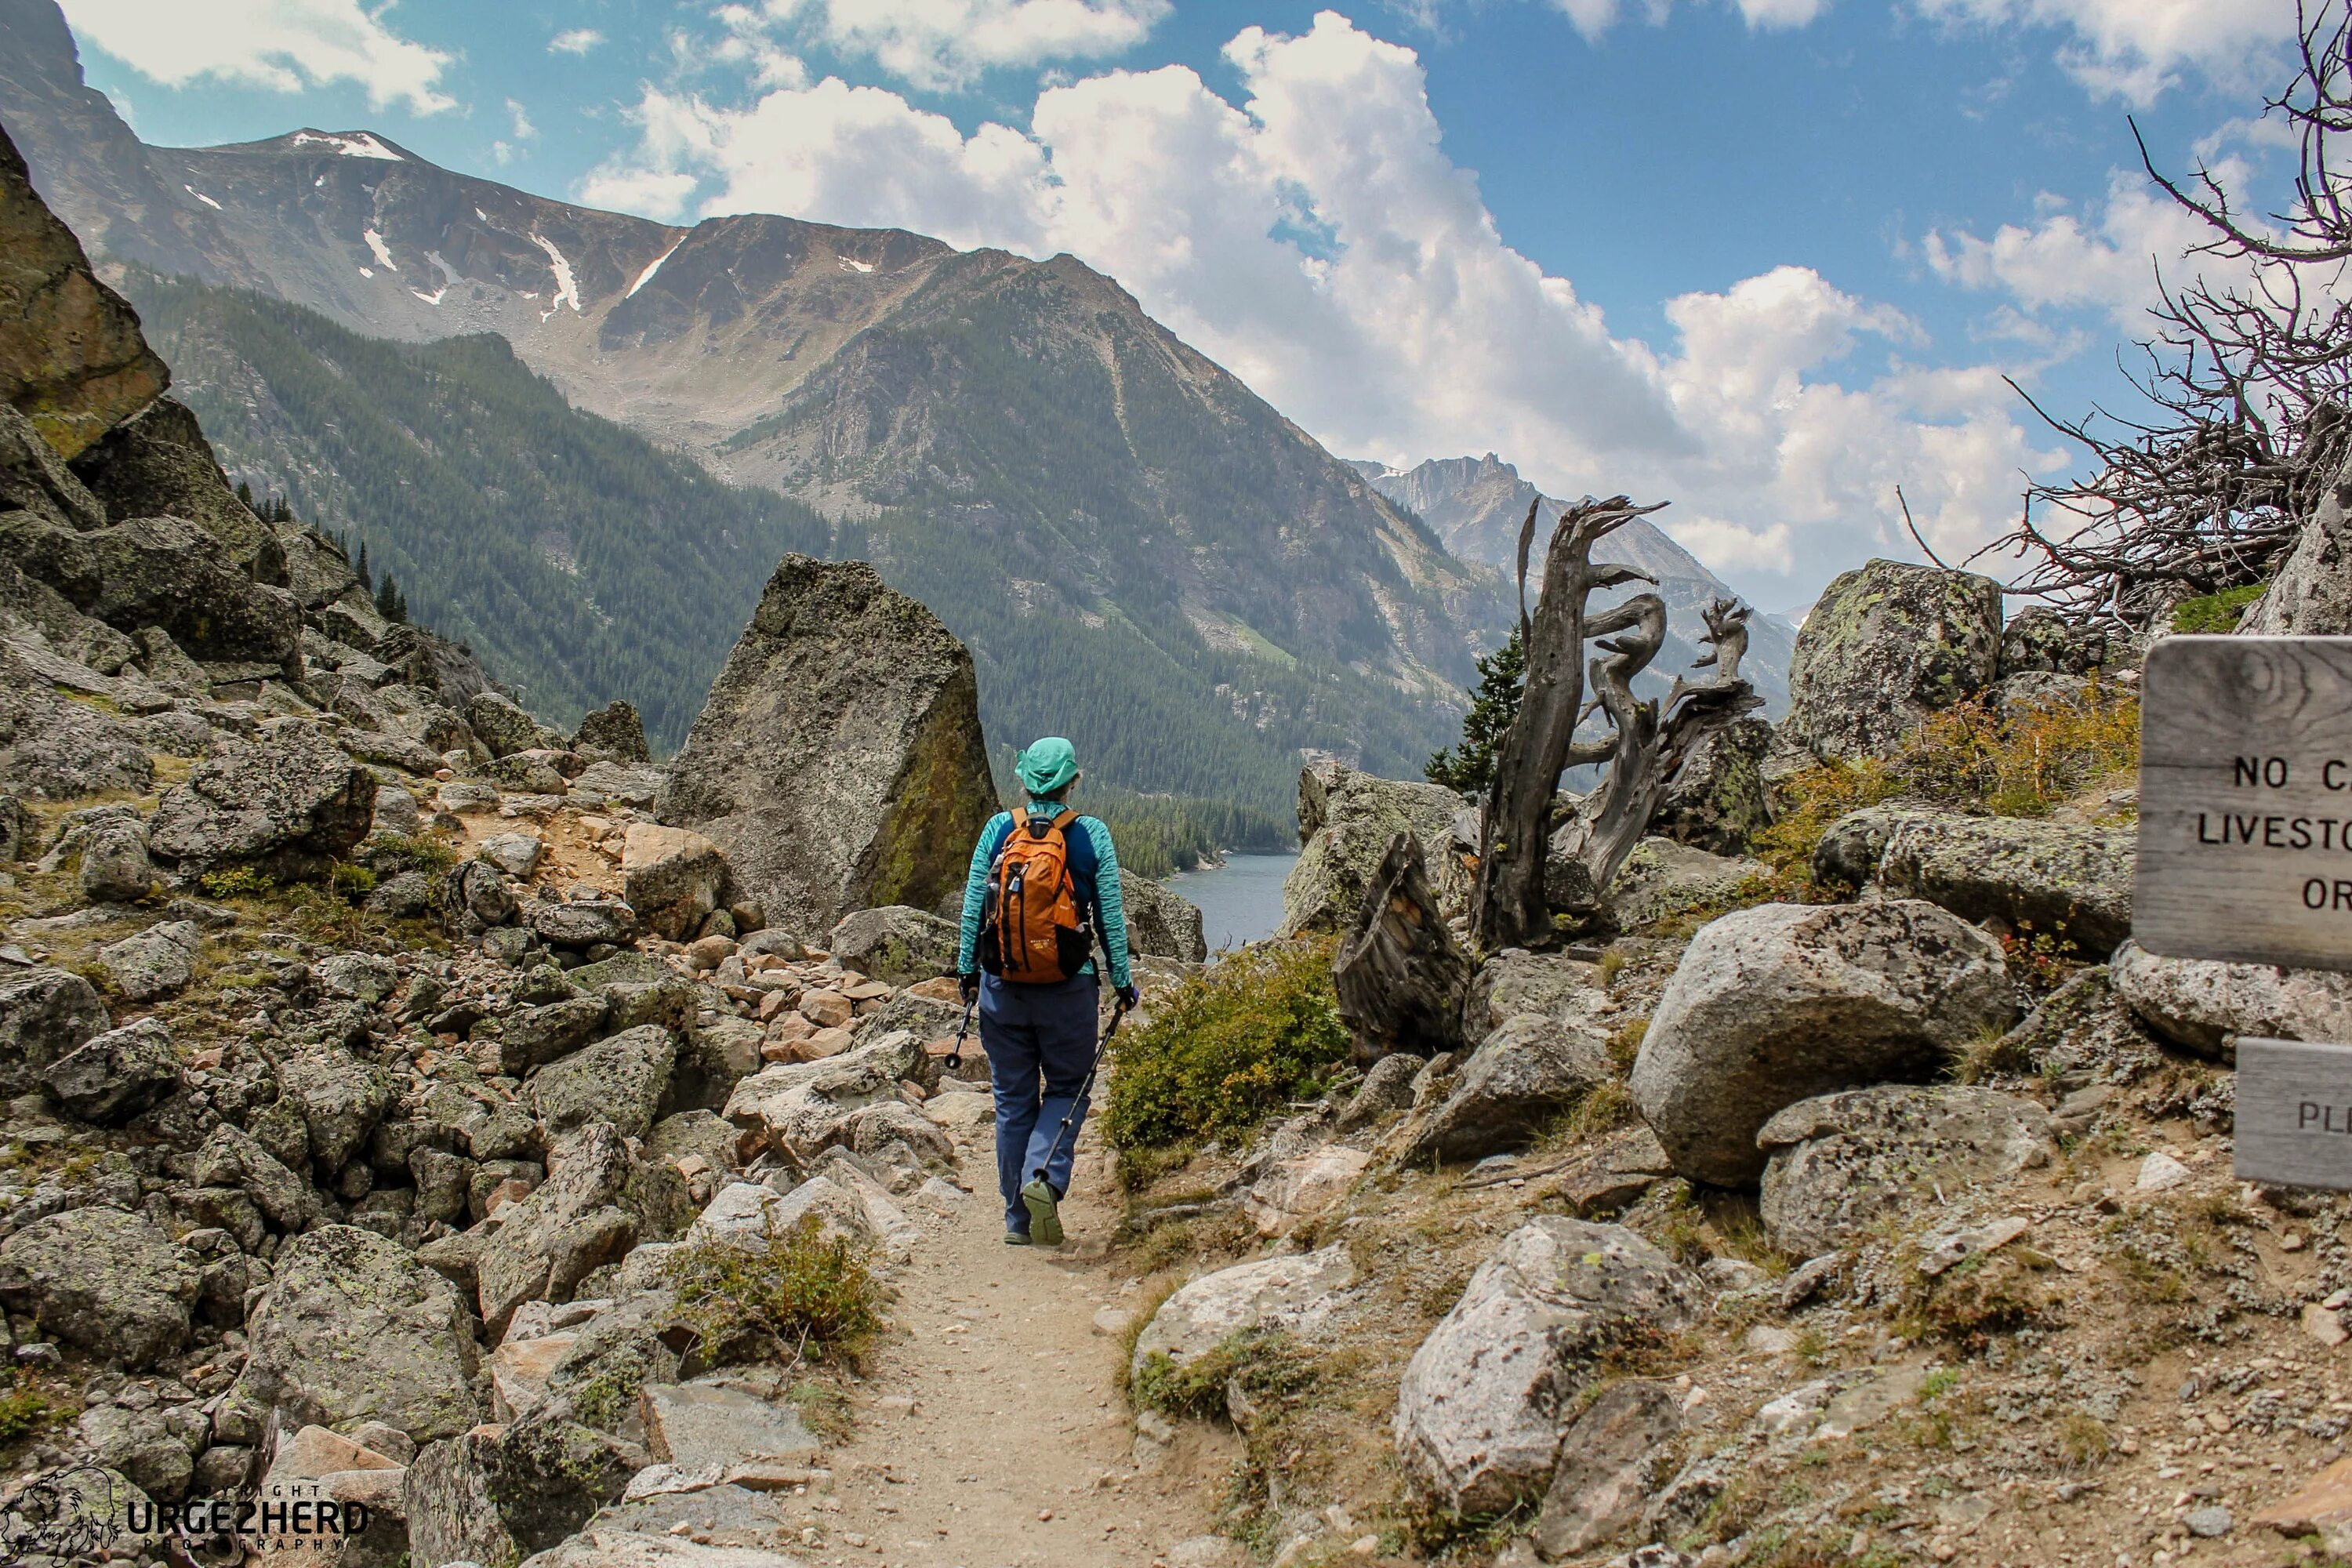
[627,236,684,298]
[531,233,582,315]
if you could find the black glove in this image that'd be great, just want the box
[1116,982,1140,1011]
[959,971,981,1005]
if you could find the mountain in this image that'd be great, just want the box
[115,270,826,749]
[1350,454,1797,714]
[0,0,1509,821]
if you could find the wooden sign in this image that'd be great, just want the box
[2231,1037,2352,1192]
[2136,635,2352,973]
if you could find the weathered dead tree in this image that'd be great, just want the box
[1977,0,2352,629]
[1471,496,1662,949]
[1546,595,1764,919]
[1334,830,1472,1064]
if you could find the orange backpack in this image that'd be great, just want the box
[980,809,1096,983]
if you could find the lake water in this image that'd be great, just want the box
[1165,851,1300,953]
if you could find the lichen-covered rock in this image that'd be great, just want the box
[621,822,729,942]
[0,640,154,799]
[1392,1014,1613,1167]
[0,120,167,459]
[656,556,998,938]
[1602,837,1762,930]
[1129,1243,1357,1383]
[527,897,640,949]
[2110,938,2352,1062]
[1394,1218,1700,1513]
[237,1224,482,1442]
[1652,715,1774,854]
[0,1206,196,1367]
[464,690,564,759]
[497,994,611,1074]
[1998,606,2112,675]
[98,918,199,1001]
[722,1029,932,1163]
[530,1023,677,1140]
[0,788,34,859]
[1531,1380,1685,1559]
[1757,1085,2056,1256]
[69,397,282,577]
[827,905,960,987]
[572,699,652,762]
[74,514,300,670]
[1781,560,2002,762]
[0,962,107,1096]
[1465,948,1606,1037]
[476,1123,637,1334]
[408,1402,636,1567]
[1628,900,2016,1187]
[77,812,156,902]
[1809,803,1937,892]
[1875,811,2134,955]
[1122,869,1207,962]
[623,1109,743,1242]
[148,728,376,878]
[279,1050,394,1174]
[1282,760,1470,935]
[44,1015,180,1123]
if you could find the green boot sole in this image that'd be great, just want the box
[1020,1178,1065,1247]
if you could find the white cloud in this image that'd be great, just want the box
[493,98,535,165]
[1914,0,2300,104]
[549,27,605,56]
[739,0,1170,91]
[57,0,455,114]
[585,10,2064,598]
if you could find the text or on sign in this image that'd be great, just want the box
[2136,634,2352,973]
[2234,1036,2352,1192]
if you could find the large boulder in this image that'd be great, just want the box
[1393,1014,1613,1167]
[572,699,652,762]
[0,1206,197,1367]
[1756,1086,2056,1256]
[0,962,107,1096]
[2110,938,2352,1062]
[476,1123,637,1334]
[828,905,960,987]
[530,1023,677,1140]
[1530,1380,1685,1559]
[1282,760,1470,935]
[1129,1243,1358,1381]
[97,917,199,1001]
[1875,811,2134,955]
[1394,1218,1701,1513]
[0,640,154,799]
[279,1050,394,1174]
[1810,802,1936,891]
[1601,837,1760,930]
[723,1029,932,1164]
[621,822,730,942]
[1123,869,1207,962]
[1628,900,2016,1186]
[408,1403,636,1566]
[0,121,167,459]
[74,514,300,670]
[148,727,376,878]
[69,397,282,578]
[465,691,565,759]
[656,556,998,938]
[1780,560,2002,763]
[237,1225,483,1443]
[1651,715,1774,854]
[44,1015,180,1123]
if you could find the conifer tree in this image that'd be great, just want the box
[1426,627,1526,799]
[355,540,372,590]
[235,479,254,510]
[376,572,404,622]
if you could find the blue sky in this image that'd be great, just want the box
[55,0,2307,608]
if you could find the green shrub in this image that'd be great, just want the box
[662,1213,887,1369]
[328,862,379,902]
[196,865,274,900]
[1103,938,1349,1158]
[358,830,459,879]
[2171,583,2266,634]
[1130,1329,1318,1422]
[0,1377,62,1452]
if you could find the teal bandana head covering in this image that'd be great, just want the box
[1014,736,1080,799]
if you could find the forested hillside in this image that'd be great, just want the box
[122,272,829,748]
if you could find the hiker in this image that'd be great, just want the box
[954,737,1138,1247]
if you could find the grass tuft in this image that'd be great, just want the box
[663,1212,888,1370]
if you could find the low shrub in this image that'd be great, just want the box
[1102,937,1349,1161]
[1131,1328,1319,1424]
[663,1213,887,1369]
[2171,583,2265,634]
[1756,684,2140,887]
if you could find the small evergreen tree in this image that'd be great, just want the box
[376,572,405,622]
[234,479,254,510]
[355,540,372,590]
[1425,626,1526,799]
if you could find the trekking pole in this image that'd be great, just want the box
[943,997,976,1071]
[1033,994,1132,1185]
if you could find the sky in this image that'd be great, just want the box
[49,0,2314,612]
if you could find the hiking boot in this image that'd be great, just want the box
[1003,1228,1031,1247]
[1020,1178,1064,1247]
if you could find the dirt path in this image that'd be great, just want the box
[815,1098,1237,1568]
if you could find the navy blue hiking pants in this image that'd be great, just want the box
[980,972,1100,1233]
